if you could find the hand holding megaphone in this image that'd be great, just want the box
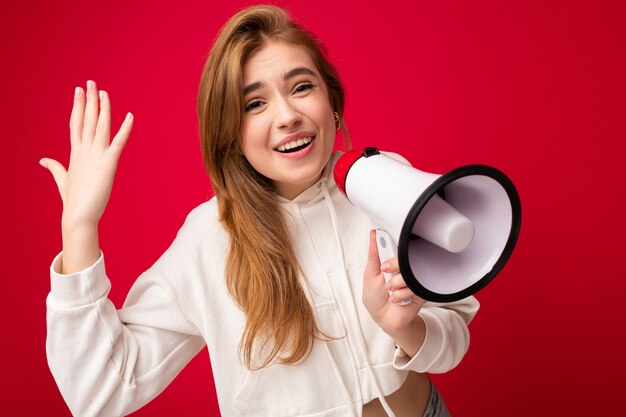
[334,148,521,303]
[375,229,412,305]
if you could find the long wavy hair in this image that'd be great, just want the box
[197,5,348,369]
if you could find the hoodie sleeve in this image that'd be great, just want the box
[392,296,479,374]
[46,249,206,416]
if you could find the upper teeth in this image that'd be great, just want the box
[277,137,312,151]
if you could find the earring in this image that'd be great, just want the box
[334,112,341,131]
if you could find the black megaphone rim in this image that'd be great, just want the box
[397,164,522,303]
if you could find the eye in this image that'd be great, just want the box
[293,82,316,95]
[244,99,264,113]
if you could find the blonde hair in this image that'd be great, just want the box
[197,5,348,369]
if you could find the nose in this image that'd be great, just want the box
[274,97,301,130]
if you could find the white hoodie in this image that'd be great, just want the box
[46,151,479,417]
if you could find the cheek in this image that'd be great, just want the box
[319,99,336,132]
[243,118,268,150]
[322,109,337,140]
[306,100,335,133]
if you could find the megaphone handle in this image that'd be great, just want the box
[375,229,411,306]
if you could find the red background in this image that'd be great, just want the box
[2,0,625,415]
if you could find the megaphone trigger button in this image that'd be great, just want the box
[362,147,380,157]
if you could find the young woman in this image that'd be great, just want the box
[42,5,479,417]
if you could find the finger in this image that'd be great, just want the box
[108,112,134,159]
[94,90,111,147]
[381,256,400,274]
[69,87,85,145]
[82,80,99,143]
[389,287,414,304]
[40,158,68,203]
[387,273,408,291]
[364,230,382,280]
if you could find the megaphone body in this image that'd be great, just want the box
[334,148,521,303]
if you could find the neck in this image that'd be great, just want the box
[274,175,321,200]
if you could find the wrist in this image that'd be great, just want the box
[61,214,98,234]
[61,219,101,275]
[386,315,426,358]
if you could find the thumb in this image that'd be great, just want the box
[364,229,382,281]
[39,158,68,201]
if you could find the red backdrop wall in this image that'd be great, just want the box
[2,0,625,415]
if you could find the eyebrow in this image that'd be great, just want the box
[243,66,317,96]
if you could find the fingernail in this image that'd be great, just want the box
[99,90,104,100]
[39,159,48,168]
[385,282,392,291]
[381,262,390,272]
[125,112,133,122]
[75,87,82,98]
[87,80,95,91]
[388,292,394,303]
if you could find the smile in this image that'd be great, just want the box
[275,136,315,153]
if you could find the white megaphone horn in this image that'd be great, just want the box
[334,147,522,303]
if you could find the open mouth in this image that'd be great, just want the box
[275,136,315,153]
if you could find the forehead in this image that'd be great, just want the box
[243,40,318,84]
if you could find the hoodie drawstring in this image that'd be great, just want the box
[322,341,360,417]
[320,180,397,417]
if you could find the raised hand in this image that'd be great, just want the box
[362,230,427,357]
[40,80,134,273]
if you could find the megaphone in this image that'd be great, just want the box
[334,147,521,303]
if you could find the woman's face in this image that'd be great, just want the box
[241,39,336,200]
